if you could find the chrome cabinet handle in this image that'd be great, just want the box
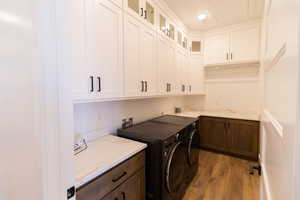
[226,53,229,60]
[231,53,233,60]
[144,10,147,19]
[141,8,144,17]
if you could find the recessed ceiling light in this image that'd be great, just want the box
[197,13,208,21]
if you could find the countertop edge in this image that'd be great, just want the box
[170,111,261,121]
[75,144,147,188]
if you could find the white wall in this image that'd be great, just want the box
[185,64,261,114]
[260,0,300,200]
[0,1,43,199]
[74,97,187,140]
[203,81,261,114]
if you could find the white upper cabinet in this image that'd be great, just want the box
[204,33,230,65]
[204,24,260,66]
[140,27,157,96]
[230,26,260,63]
[73,0,123,101]
[189,56,205,94]
[176,49,189,94]
[124,14,143,97]
[124,13,157,97]
[124,0,156,30]
[157,36,171,95]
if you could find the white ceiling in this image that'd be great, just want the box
[164,0,265,31]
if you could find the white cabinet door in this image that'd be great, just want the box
[142,0,157,30]
[167,44,177,94]
[124,0,142,18]
[73,0,123,101]
[72,0,92,101]
[124,14,143,97]
[183,54,190,94]
[230,26,260,63]
[140,27,157,96]
[85,0,123,99]
[190,56,205,94]
[204,33,230,65]
[157,36,169,95]
[124,0,156,30]
[176,49,189,94]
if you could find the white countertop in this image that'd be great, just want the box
[171,110,260,121]
[75,135,147,188]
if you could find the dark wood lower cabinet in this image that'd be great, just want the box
[102,169,145,200]
[200,116,259,161]
[200,117,228,151]
[76,151,145,200]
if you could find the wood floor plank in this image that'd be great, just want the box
[183,150,260,200]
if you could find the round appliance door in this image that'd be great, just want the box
[165,141,186,194]
[187,129,200,166]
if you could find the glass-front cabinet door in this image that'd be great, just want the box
[125,0,156,29]
[177,31,182,46]
[169,23,175,40]
[183,37,188,49]
[145,1,155,26]
[191,41,202,55]
[159,14,167,34]
[127,0,141,16]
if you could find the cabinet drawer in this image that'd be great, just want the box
[102,168,145,200]
[77,151,145,200]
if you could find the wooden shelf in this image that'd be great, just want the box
[205,78,260,83]
[204,61,260,70]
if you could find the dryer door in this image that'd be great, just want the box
[187,129,200,166]
[165,141,186,193]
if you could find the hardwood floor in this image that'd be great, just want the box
[183,150,260,200]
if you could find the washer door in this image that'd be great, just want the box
[187,129,200,166]
[165,141,186,193]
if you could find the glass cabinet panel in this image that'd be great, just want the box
[160,15,166,33]
[177,31,182,45]
[192,41,201,52]
[146,2,155,25]
[128,0,140,14]
[169,24,175,40]
[183,37,188,48]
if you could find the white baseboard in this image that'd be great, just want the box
[261,163,272,200]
